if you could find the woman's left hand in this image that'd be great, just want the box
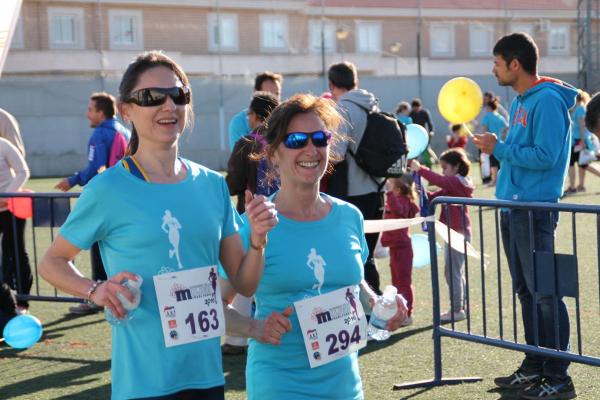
[245,190,278,247]
[385,295,409,332]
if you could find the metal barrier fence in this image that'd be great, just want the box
[395,196,600,390]
[0,192,83,304]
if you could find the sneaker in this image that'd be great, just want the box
[520,377,576,399]
[221,343,247,356]
[400,316,413,327]
[68,303,102,315]
[440,310,466,322]
[564,187,577,195]
[494,368,542,389]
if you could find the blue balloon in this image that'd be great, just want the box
[406,124,429,159]
[412,233,438,268]
[3,314,43,349]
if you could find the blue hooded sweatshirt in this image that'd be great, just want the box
[493,77,577,202]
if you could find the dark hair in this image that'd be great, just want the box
[411,98,422,108]
[585,92,600,134]
[395,101,411,114]
[487,98,499,111]
[90,92,116,119]
[249,91,279,122]
[328,62,357,91]
[259,94,344,182]
[254,71,283,92]
[484,91,495,98]
[390,174,418,203]
[451,124,462,133]
[440,148,471,176]
[118,51,193,155]
[493,32,538,75]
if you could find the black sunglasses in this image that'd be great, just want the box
[125,86,191,107]
[283,130,332,149]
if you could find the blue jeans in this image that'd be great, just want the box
[500,210,570,379]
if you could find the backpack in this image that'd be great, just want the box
[348,104,409,183]
[108,131,128,167]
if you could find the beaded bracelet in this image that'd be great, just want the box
[86,280,103,305]
[250,237,267,251]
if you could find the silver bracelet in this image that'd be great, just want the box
[86,280,103,305]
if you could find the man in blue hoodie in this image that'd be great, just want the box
[474,33,577,399]
[55,92,130,315]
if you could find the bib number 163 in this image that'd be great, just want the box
[184,309,219,334]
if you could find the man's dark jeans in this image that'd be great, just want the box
[500,210,570,379]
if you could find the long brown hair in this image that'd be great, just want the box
[118,51,193,155]
[389,174,418,204]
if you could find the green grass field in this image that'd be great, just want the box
[1,172,599,400]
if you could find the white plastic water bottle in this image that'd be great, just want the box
[368,285,400,341]
[105,275,143,326]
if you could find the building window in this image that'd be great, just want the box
[208,13,238,52]
[430,23,455,57]
[356,21,381,53]
[260,14,288,52]
[48,7,84,49]
[548,24,569,55]
[108,10,143,50]
[308,19,335,53]
[510,23,534,37]
[469,23,493,57]
[11,14,24,49]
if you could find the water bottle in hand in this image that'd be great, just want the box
[105,275,143,326]
[368,285,401,341]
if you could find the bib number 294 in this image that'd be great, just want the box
[184,309,219,334]
[326,325,361,355]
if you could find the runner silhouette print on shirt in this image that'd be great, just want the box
[161,209,184,269]
[306,248,326,295]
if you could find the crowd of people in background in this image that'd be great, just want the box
[1,30,596,400]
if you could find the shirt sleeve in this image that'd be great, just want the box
[68,128,110,187]
[59,185,106,250]
[2,139,29,192]
[220,176,240,239]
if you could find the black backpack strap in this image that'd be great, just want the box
[343,100,385,191]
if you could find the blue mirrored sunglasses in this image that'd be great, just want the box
[283,130,332,149]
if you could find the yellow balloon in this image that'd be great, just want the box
[437,77,483,124]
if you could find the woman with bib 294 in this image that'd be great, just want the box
[39,51,278,400]
[225,94,408,399]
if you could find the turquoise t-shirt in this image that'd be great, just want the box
[571,104,585,143]
[241,194,368,400]
[60,159,239,400]
[397,115,413,126]
[481,111,508,138]
[228,108,251,151]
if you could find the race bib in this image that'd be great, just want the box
[153,267,225,348]
[294,286,367,368]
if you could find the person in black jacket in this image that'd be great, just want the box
[227,92,280,214]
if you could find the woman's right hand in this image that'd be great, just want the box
[252,306,293,345]
[89,272,139,319]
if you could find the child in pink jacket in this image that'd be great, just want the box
[381,174,420,325]
[409,148,474,322]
